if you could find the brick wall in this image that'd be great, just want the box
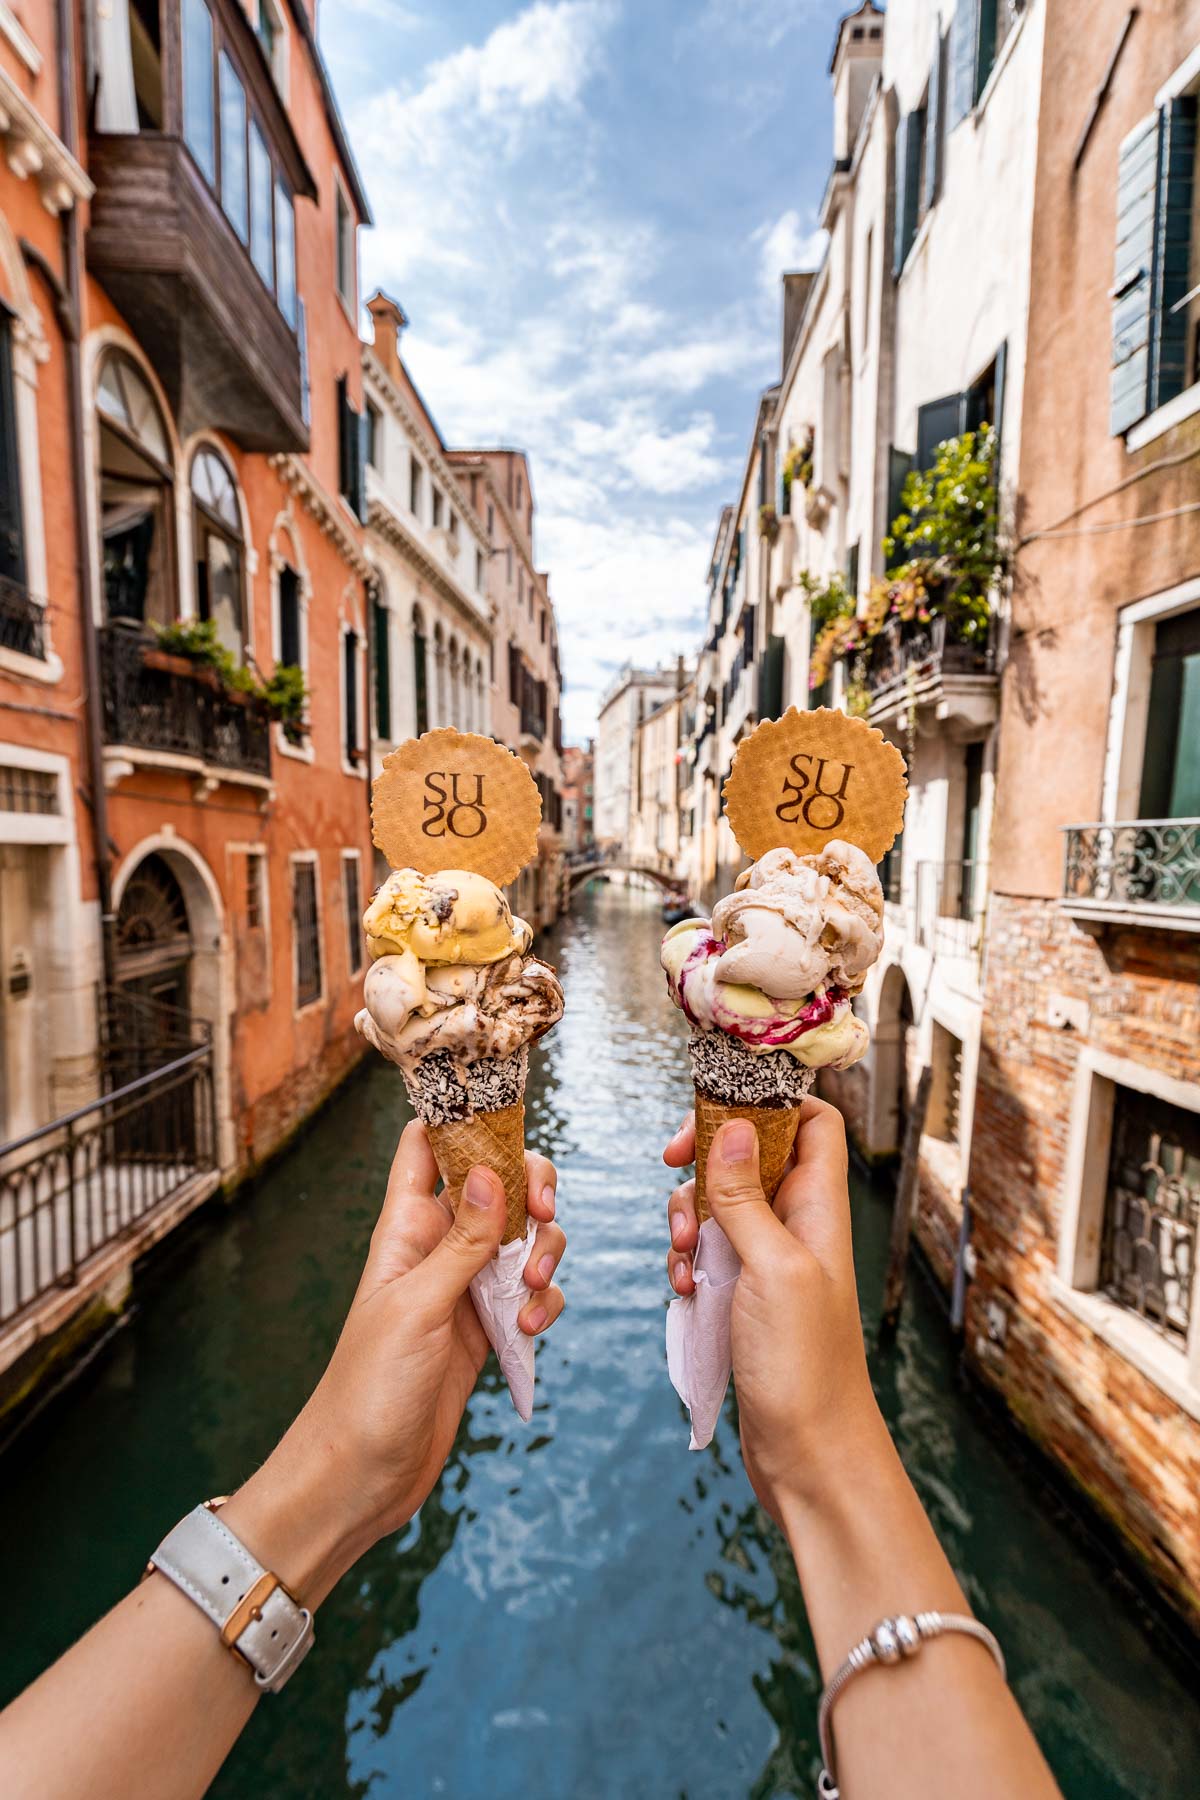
[968,892,1200,1629]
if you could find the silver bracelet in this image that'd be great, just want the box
[816,1611,1005,1798]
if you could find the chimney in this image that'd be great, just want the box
[781,271,816,371]
[830,2,884,164]
[367,290,408,384]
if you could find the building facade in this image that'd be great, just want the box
[967,0,1200,1630]
[560,740,594,857]
[1,0,374,1400]
[629,672,694,878]
[594,663,678,857]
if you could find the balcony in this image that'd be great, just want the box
[99,626,272,789]
[0,575,45,661]
[1062,820,1200,933]
[887,860,988,975]
[86,131,310,451]
[864,614,997,729]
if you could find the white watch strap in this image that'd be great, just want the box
[151,1504,315,1692]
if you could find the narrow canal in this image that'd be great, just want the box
[2,884,1198,1798]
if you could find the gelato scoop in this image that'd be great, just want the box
[364,867,531,965]
[358,947,563,1072]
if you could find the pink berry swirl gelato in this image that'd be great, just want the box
[661,841,884,1076]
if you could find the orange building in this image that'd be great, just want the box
[1,0,374,1404]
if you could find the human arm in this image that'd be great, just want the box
[0,1123,566,1800]
[664,1101,1060,1800]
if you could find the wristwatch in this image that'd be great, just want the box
[146,1500,315,1692]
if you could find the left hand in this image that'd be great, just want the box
[222,1121,565,1603]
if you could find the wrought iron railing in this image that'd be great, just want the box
[912,859,987,960]
[0,573,46,660]
[99,626,271,778]
[1101,1119,1198,1341]
[97,983,211,1092]
[0,1046,216,1329]
[865,613,994,698]
[1062,819,1200,913]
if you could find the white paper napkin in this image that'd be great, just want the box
[470,1218,539,1422]
[665,1218,741,1450]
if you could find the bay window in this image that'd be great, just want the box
[275,180,296,327]
[219,53,248,241]
[249,122,273,288]
[181,0,214,182]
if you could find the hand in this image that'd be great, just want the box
[663,1099,888,1523]
[222,1121,566,1603]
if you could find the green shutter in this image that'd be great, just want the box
[924,32,946,212]
[757,634,786,721]
[949,0,978,127]
[975,0,997,98]
[0,311,25,585]
[893,113,921,274]
[886,445,915,561]
[1111,112,1161,434]
[372,598,391,739]
[916,393,966,469]
[1150,95,1197,413]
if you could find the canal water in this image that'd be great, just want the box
[2,884,1198,1799]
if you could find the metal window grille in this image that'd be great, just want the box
[344,857,362,975]
[0,764,58,814]
[293,860,322,1007]
[1100,1088,1200,1341]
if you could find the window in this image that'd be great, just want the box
[365,400,381,470]
[1101,1087,1199,1342]
[97,352,175,629]
[191,448,245,657]
[913,345,1007,470]
[475,548,484,590]
[257,0,286,91]
[517,570,523,609]
[516,475,523,509]
[335,180,355,311]
[218,54,247,242]
[1138,610,1200,822]
[182,0,215,183]
[278,563,301,668]
[275,180,296,327]
[245,851,265,928]
[0,311,26,598]
[344,854,363,975]
[337,375,365,520]
[448,510,458,542]
[949,0,1021,126]
[409,456,422,516]
[343,628,360,761]
[413,612,428,734]
[293,859,321,1007]
[432,486,444,528]
[298,298,310,426]
[487,502,494,539]
[249,121,273,288]
[373,598,391,739]
[893,101,925,273]
[506,546,513,584]
[1112,95,1198,435]
[540,606,546,643]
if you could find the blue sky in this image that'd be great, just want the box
[320,0,848,739]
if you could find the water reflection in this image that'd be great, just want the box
[0,883,1197,1799]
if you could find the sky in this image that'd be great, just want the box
[319,0,848,740]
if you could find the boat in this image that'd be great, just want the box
[661,890,695,926]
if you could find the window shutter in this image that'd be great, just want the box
[949,0,978,129]
[975,0,997,99]
[1150,95,1198,414]
[886,445,915,553]
[991,338,1008,469]
[924,31,946,212]
[343,629,358,756]
[337,374,351,498]
[893,113,921,274]
[372,598,391,740]
[1111,112,1161,434]
[297,300,311,429]
[916,392,966,469]
[0,313,26,585]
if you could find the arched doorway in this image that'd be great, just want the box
[871,963,916,1157]
[107,853,194,1090]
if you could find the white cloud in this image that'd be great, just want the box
[752,208,827,301]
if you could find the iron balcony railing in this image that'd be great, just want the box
[899,859,988,962]
[0,1045,216,1330]
[0,573,46,660]
[1062,819,1200,915]
[865,613,995,698]
[99,625,272,778]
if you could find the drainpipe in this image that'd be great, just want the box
[56,0,116,992]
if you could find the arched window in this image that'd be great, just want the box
[413,604,428,736]
[191,447,245,657]
[98,351,175,629]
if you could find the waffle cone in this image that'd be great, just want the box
[427,1100,527,1243]
[693,1089,801,1221]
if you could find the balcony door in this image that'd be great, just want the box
[98,352,175,630]
[1140,609,1200,819]
[191,448,245,659]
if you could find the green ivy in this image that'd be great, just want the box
[881,424,1000,645]
[152,619,308,726]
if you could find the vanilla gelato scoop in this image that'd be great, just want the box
[712,841,883,999]
[364,867,532,965]
[357,948,563,1071]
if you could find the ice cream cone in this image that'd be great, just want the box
[427,1098,528,1243]
[693,1088,804,1219]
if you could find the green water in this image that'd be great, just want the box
[1,885,1198,1798]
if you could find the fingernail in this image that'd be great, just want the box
[538,1253,556,1282]
[673,1260,689,1289]
[540,1182,556,1217]
[525,1305,548,1332]
[721,1122,755,1163]
[464,1167,494,1209]
[670,1212,687,1246]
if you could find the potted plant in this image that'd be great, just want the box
[758,502,779,543]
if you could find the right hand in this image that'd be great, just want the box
[663,1098,888,1522]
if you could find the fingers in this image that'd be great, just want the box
[523,1219,567,1291]
[663,1111,696,1168]
[525,1150,557,1223]
[773,1098,854,1273]
[665,1175,698,1296]
[705,1120,790,1266]
[404,1163,506,1318]
[519,1282,564,1336]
